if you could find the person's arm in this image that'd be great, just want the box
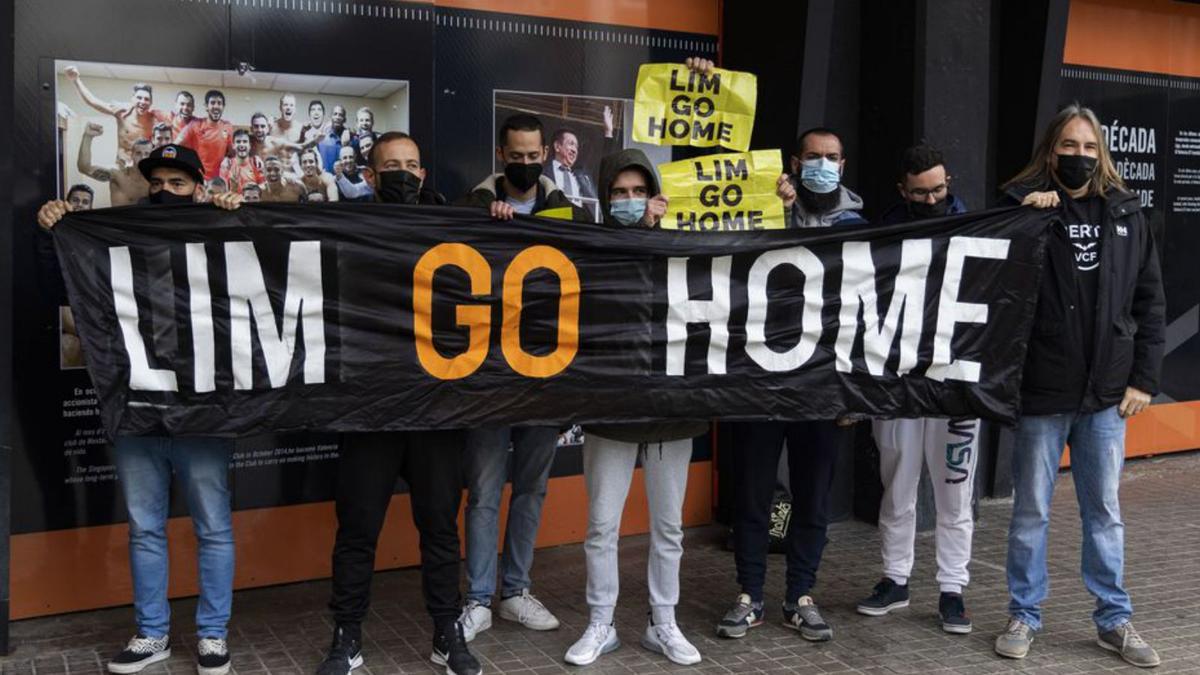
[76,123,114,182]
[335,172,372,200]
[218,157,234,184]
[1123,216,1166,415]
[323,174,339,201]
[64,66,119,117]
[601,104,622,159]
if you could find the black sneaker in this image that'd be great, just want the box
[316,625,363,675]
[432,621,482,675]
[196,637,231,675]
[856,577,910,617]
[939,592,972,634]
[107,634,170,674]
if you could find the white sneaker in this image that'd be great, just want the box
[641,620,701,665]
[498,590,560,631]
[564,623,619,666]
[458,600,493,642]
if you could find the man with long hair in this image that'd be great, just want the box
[994,103,1165,668]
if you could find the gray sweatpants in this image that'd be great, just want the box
[583,434,692,625]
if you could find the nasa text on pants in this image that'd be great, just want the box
[631,63,757,152]
[659,150,786,231]
[52,203,1055,438]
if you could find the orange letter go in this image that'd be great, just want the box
[501,245,580,378]
[413,243,491,379]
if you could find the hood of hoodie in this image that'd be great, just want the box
[598,149,661,226]
[786,175,866,226]
[880,193,967,224]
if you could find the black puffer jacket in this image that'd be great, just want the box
[1003,183,1165,415]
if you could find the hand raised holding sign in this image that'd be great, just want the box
[633,59,757,151]
[685,56,715,75]
[642,194,669,227]
[776,173,796,208]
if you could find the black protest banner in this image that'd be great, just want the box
[54,204,1053,438]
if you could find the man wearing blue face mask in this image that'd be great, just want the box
[717,126,860,644]
[779,127,867,228]
[562,147,709,668]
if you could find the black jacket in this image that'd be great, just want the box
[1003,183,1165,415]
[879,193,967,225]
[455,173,591,223]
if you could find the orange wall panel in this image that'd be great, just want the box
[1065,0,1200,77]
[10,462,712,619]
[431,0,719,35]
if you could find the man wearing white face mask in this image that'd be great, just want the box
[776,127,867,228]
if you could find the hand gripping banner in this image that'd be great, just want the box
[53,204,1054,437]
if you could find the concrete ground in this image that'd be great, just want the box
[3,452,1198,674]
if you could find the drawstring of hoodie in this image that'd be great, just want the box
[636,441,664,461]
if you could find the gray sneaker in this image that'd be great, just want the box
[782,596,832,642]
[1098,622,1160,668]
[716,593,764,638]
[994,617,1034,659]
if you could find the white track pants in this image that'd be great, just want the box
[871,417,979,593]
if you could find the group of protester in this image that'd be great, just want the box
[36,56,1165,675]
[61,65,382,209]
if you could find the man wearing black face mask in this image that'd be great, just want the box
[318,130,477,675]
[38,143,244,675]
[358,131,444,205]
[458,113,588,221]
[859,144,980,634]
[880,144,967,223]
[451,114,585,647]
[994,104,1164,668]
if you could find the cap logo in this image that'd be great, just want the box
[162,146,178,159]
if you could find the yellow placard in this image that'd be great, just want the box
[658,150,785,231]
[534,206,575,221]
[632,63,757,152]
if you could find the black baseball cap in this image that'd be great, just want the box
[138,144,205,184]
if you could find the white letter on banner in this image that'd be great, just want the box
[666,256,731,375]
[835,239,931,376]
[226,241,326,389]
[109,246,178,392]
[926,236,1010,383]
[745,246,825,371]
[186,243,216,393]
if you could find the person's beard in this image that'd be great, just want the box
[796,183,841,214]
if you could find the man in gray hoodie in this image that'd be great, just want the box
[563,148,709,669]
[781,127,867,228]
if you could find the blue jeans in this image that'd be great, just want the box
[113,435,235,639]
[464,426,558,603]
[1006,406,1132,632]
